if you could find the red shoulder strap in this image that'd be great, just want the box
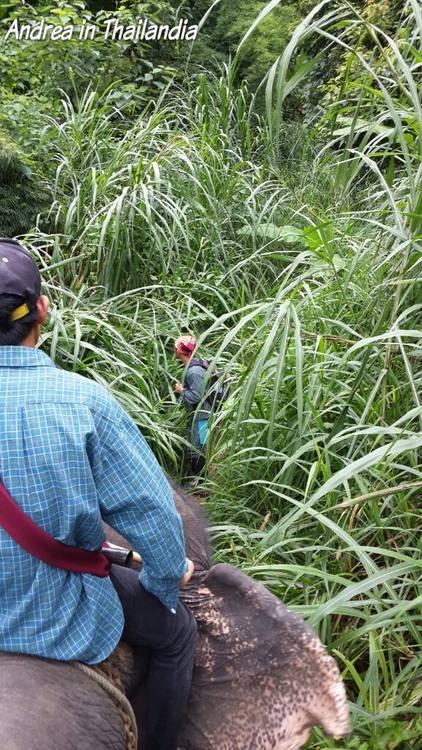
[0,480,110,577]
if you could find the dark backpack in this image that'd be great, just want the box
[190,359,230,410]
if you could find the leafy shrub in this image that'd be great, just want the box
[0,136,50,236]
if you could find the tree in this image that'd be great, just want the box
[0,137,50,236]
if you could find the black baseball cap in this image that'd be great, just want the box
[0,238,41,322]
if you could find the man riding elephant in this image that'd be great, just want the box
[0,238,196,750]
[0,482,351,750]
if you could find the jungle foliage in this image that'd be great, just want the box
[1,0,421,748]
[0,135,50,236]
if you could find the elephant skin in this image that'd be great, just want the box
[0,482,350,749]
[0,653,127,750]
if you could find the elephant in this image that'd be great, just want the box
[0,482,350,750]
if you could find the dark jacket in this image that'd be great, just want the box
[179,359,212,421]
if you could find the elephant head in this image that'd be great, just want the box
[171,482,350,749]
[180,562,349,749]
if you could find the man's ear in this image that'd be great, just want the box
[36,295,49,325]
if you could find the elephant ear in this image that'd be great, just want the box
[179,563,350,750]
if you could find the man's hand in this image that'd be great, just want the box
[180,558,195,588]
[174,382,185,395]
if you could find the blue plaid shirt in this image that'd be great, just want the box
[0,346,187,664]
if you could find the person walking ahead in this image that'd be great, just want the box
[0,239,196,750]
[174,335,212,474]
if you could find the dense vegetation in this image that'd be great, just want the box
[1,0,421,747]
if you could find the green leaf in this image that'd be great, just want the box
[237,223,304,243]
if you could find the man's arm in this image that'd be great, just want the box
[179,367,204,408]
[92,406,187,612]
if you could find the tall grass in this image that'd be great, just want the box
[22,2,422,746]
